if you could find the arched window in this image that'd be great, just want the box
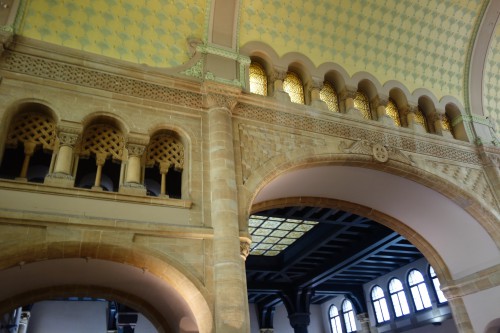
[354,91,371,119]
[329,305,343,333]
[249,62,267,96]
[388,278,410,317]
[75,123,124,192]
[320,81,339,112]
[386,99,401,127]
[145,132,184,198]
[0,107,56,182]
[342,300,357,333]
[429,266,447,304]
[415,106,428,131]
[371,285,390,323]
[283,71,305,104]
[408,269,432,311]
[441,113,454,137]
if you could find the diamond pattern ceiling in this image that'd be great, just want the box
[240,0,486,104]
[18,0,207,67]
[483,24,500,132]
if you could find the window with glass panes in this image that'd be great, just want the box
[388,278,410,317]
[429,266,447,304]
[342,300,357,333]
[329,305,343,333]
[371,286,390,323]
[408,269,432,311]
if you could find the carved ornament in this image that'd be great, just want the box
[339,139,414,165]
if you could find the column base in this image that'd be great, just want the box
[119,183,147,196]
[44,173,75,188]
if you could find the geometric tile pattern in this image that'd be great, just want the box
[240,0,486,103]
[18,0,207,68]
[483,23,500,132]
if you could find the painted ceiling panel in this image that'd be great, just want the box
[240,0,487,103]
[483,24,500,132]
[17,0,207,68]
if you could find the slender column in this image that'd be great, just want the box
[93,153,107,189]
[272,68,290,102]
[376,98,395,126]
[308,78,328,110]
[206,87,249,333]
[407,105,427,133]
[344,90,364,119]
[433,111,454,139]
[159,162,169,196]
[356,313,371,333]
[18,141,36,179]
[53,132,78,174]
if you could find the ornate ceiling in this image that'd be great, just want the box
[14,0,500,131]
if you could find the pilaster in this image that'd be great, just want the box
[271,68,291,103]
[308,78,328,111]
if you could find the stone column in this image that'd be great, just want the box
[120,143,147,195]
[45,131,79,187]
[288,313,310,333]
[344,90,364,119]
[272,68,291,102]
[356,313,371,333]
[159,162,170,196]
[17,141,36,180]
[433,111,454,139]
[206,86,249,333]
[308,78,328,110]
[406,105,427,134]
[376,98,396,126]
[92,152,107,190]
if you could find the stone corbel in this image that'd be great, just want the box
[239,236,252,261]
[339,139,414,165]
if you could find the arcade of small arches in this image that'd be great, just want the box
[0,102,186,199]
[244,46,468,143]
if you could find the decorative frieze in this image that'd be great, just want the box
[234,103,482,165]
[339,139,414,165]
[0,51,203,109]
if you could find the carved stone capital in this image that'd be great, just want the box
[271,68,287,82]
[58,132,79,147]
[95,152,107,166]
[239,237,252,260]
[127,143,146,157]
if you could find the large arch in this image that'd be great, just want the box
[0,242,213,333]
[244,155,500,332]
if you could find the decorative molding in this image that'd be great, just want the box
[239,124,327,183]
[234,102,482,166]
[425,159,497,209]
[180,59,204,79]
[0,51,203,109]
[127,144,146,157]
[58,132,78,147]
[339,139,414,165]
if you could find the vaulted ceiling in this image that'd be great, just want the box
[13,0,500,130]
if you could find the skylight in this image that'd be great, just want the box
[248,215,318,256]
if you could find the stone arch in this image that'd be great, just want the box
[243,151,500,282]
[0,241,213,333]
[81,111,130,137]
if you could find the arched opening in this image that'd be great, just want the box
[245,163,500,333]
[0,243,213,333]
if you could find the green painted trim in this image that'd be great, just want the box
[0,25,13,32]
[180,59,204,79]
[196,43,250,63]
[453,114,493,127]
[13,0,28,33]
[463,0,490,115]
[205,71,242,87]
[203,0,212,44]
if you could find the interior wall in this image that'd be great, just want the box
[463,285,500,333]
[27,301,157,333]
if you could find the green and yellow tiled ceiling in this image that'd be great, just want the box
[14,0,498,128]
[484,25,500,131]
